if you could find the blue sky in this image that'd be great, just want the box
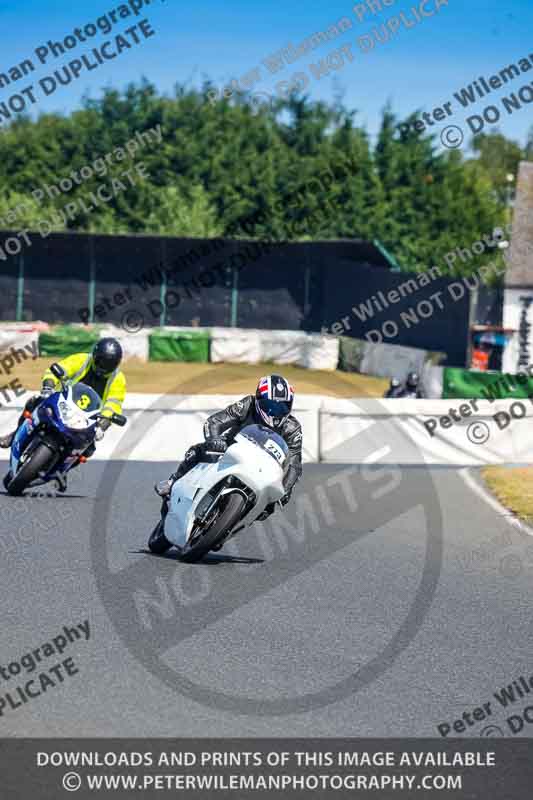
[1,0,532,149]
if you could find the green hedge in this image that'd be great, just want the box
[39,326,100,358]
[149,330,210,362]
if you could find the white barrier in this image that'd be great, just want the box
[301,334,339,370]
[210,328,263,364]
[1,394,531,465]
[0,330,40,358]
[260,330,307,364]
[100,326,151,361]
[0,394,321,464]
[319,397,533,465]
[71,394,319,464]
[359,342,429,379]
[210,328,339,370]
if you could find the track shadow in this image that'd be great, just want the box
[0,491,88,499]
[132,548,264,565]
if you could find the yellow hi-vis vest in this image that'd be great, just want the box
[42,352,126,419]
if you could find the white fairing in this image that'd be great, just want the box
[163,432,286,548]
[57,395,93,430]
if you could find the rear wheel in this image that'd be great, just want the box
[148,519,172,555]
[179,492,246,563]
[7,443,55,496]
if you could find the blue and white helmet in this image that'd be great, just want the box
[255,374,294,429]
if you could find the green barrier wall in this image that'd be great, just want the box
[149,331,210,363]
[443,367,533,400]
[38,326,101,358]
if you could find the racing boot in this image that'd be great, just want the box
[55,474,68,493]
[153,445,200,497]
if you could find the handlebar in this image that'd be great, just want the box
[95,412,127,427]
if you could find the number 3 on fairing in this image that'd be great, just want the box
[76,394,91,410]
[265,439,285,463]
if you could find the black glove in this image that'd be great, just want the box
[280,491,292,507]
[40,381,55,399]
[204,437,228,453]
[155,476,175,497]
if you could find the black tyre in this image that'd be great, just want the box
[179,492,246,563]
[148,519,172,555]
[7,443,55,496]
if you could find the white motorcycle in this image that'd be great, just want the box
[148,424,289,562]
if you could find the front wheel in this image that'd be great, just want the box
[6,443,55,496]
[179,492,246,563]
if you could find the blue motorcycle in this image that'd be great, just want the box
[3,363,126,496]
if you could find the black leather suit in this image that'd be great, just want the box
[175,395,303,494]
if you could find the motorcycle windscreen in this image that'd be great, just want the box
[237,424,289,468]
[70,383,102,413]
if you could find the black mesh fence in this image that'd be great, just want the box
[322,261,473,366]
[23,234,91,324]
[0,229,496,365]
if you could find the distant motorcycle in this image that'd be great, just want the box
[384,376,424,399]
[3,363,126,496]
[384,378,403,398]
[148,424,289,562]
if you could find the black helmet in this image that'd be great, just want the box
[255,374,294,429]
[92,338,123,377]
[406,371,419,388]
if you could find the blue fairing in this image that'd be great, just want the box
[10,419,32,471]
[8,382,101,488]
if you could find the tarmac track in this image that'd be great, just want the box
[0,461,532,737]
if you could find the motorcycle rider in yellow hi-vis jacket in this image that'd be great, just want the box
[0,338,126,467]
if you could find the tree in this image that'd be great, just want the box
[0,82,525,282]
[373,110,502,275]
[0,189,63,231]
[470,131,523,206]
[144,184,222,236]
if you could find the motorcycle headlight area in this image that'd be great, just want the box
[58,402,89,430]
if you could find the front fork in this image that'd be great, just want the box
[9,417,33,474]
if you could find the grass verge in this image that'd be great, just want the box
[482,466,533,526]
[15,358,388,397]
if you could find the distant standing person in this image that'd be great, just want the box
[384,372,425,399]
